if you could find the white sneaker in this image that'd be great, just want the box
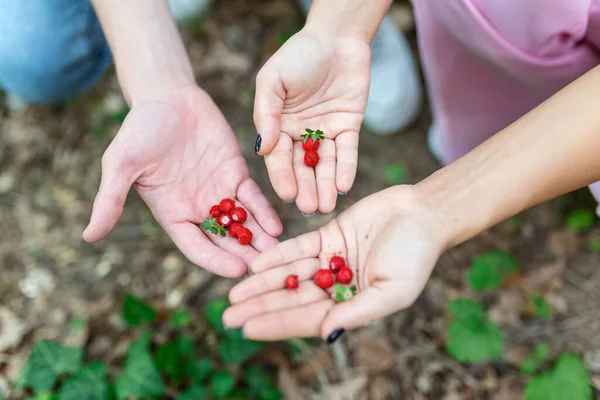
[297,0,423,135]
[168,0,213,24]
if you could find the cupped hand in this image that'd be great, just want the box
[222,185,450,340]
[83,86,283,278]
[254,28,370,215]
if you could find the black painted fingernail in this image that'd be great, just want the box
[301,212,316,217]
[317,211,330,216]
[254,135,262,153]
[326,328,345,344]
[283,199,295,204]
[338,191,348,196]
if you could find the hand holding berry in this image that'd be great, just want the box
[222,185,450,341]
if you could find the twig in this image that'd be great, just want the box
[331,340,352,398]
[289,338,330,390]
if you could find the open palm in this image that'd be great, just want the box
[223,186,448,340]
[83,86,282,277]
[254,29,370,215]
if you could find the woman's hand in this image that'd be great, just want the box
[253,28,370,215]
[222,185,450,340]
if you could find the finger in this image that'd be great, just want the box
[233,204,279,253]
[254,67,285,155]
[292,141,319,215]
[224,282,328,329]
[243,299,335,341]
[230,258,320,303]
[83,155,134,242]
[164,222,247,278]
[264,133,297,201]
[314,139,337,214]
[251,231,322,273]
[335,131,359,194]
[320,283,405,339]
[236,178,283,238]
[205,226,260,267]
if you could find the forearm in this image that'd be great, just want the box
[305,0,392,43]
[91,0,194,105]
[418,65,600,248]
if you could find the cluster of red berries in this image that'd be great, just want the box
[201,198,253,245]
[285,255,354,296]
[301,128,325,167]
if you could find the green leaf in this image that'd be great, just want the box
[115,333,164,399]
[566,208,596,233]
[121,293,157,328]
[334,284,354,302]
[243,366,283,400]
[590,237,600,253]
[204,298,229,334]
[467,250,519,292]
[155,336,194,380]
[171,309,192,328]
[110,109,129,124]
[521,344,550,375]
[186,358,214,383]
[58,363,110,400]
[26,394,58,400]
[18,340,83,393]
[275,26,301,47]
[385,163,407,186]
[69,316,87,332]
[218,333,264,364]
[525,354,592,400]
[446,298,503,363]
[528,293,552,320]
[178,386,208,400]
[210,371,236,398]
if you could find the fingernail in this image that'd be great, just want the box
[326,328,345,344]
[301,212,316,217]
[254,135,262,154]
[317,211,329,216]
[284,199,295,204]
[338,191,348,196]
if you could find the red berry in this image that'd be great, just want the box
[231,207,248,224]
[209,205,222,218]
[304,151,319,167]
[229,222,243,238]
[313,269,334,289]
[336,267,353,284]
[219,198,235,213]
[217,213,233,227]
[238,228,253,245]
[329,256,346,273]
[302,136,321,152]
[285,274,299,289]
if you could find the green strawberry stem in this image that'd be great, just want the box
[201,216,227,237]
[301,128,325,143]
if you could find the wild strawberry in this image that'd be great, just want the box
[285,274,299,289]
[336,267,353,284]
[238,228,253,245]
[229,222,243,238]
[217,213,233,227]
[231,207,248,224]
[219,198,235,213]
[209,205,221,218]
[304,151,319,167]
[201,216,226,237]
[329,256,346,273]
[313,269,334,289]
[301,128,325,152]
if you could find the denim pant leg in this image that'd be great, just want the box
[0,0,112,104]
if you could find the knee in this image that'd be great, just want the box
[0,1,111,104]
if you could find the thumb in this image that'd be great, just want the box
[83,155,135,243]
[253,67,285,155]
[320,283,407,339]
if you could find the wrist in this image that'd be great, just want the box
[304,0,391,44]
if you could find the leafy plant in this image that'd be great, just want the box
[275,26,301,47]
[170,309,192,328]
[385,163,407,186]
[58,362,111,400]
[446,298,503,363]
[121,293,157,328]
[521,343,549,375]
[467,250,519,292]
[527,293,552,320]
[590,237,600,253]
[566,208,596,233]
[525,354,592,400]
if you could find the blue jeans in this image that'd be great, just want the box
[0,0,112,104]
